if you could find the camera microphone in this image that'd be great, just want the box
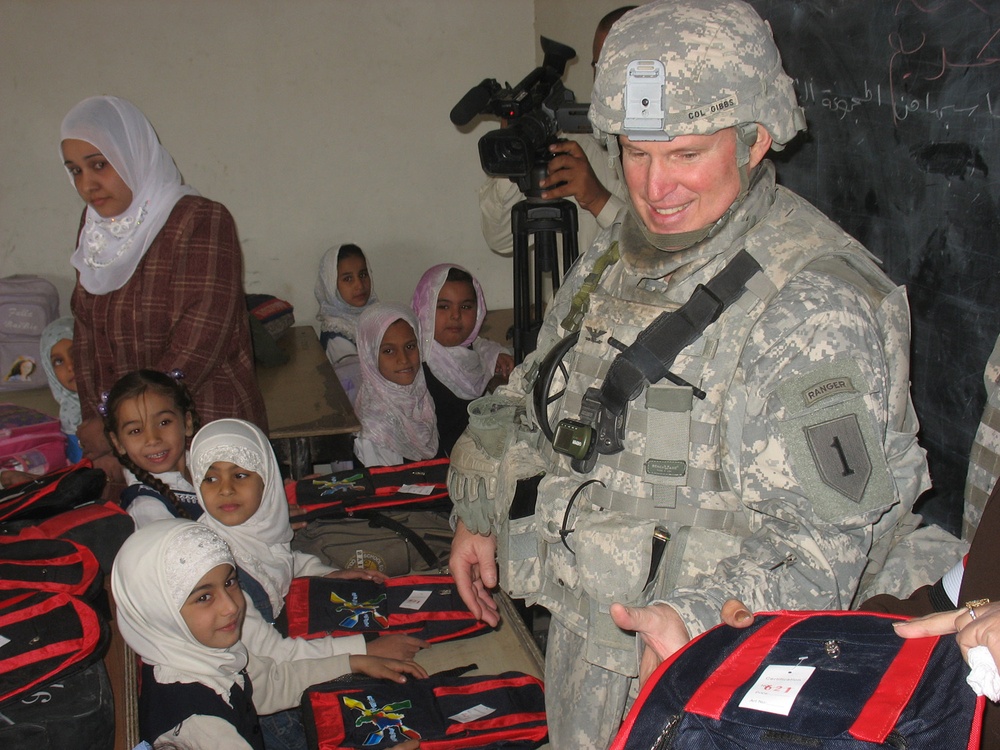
[450,79,498,126]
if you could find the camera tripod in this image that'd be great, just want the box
[510,196,579,362]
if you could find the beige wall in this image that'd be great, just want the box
[0,0,636,321]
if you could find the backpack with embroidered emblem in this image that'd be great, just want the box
[289,458,451,520]
[281,574,491,644]
[302,664,547,750]
[0,275,59,392]
[610,610,983,750]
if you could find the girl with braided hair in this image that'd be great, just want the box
[103,369,201,525]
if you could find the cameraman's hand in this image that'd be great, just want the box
[540,140,611,218]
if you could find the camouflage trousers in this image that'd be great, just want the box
[544,617,639,750]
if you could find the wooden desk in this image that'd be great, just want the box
[257,326,360,478]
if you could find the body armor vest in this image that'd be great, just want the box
[501,175,921,677]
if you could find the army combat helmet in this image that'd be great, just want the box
[589,0,805,147]
[590,0,807,258]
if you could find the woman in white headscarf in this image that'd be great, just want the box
[59,95,266,491]
[353,303,439,466]
[112,519,424,750]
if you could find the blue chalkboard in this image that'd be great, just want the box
[749,0,1000,533]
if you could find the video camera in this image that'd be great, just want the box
[450,37,591,195]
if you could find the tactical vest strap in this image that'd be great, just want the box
[599,250,764,417]
[561,240,622,333]
[591,481,735,528]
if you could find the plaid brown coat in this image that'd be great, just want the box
[71,195,268,430]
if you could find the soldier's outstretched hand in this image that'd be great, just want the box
[450,520,501,627]
[610,602,690,686]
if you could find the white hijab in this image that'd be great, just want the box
[190,418,294,618]
[355,303,439,461]
[411,263,504,400]
[60,95,199,295]
[314,244,378,342]
[111,519,249,701]
[39,317,82,434]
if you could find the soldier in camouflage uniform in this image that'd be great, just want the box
[447,2,931,747]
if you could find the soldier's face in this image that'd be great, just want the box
[620,128,764,237]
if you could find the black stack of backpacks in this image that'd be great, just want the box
[0,461,133,750]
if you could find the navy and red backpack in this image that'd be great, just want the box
[289,458,451,521]
[302,664,547,749]
[611,610,983,750]
[281,574,491,644]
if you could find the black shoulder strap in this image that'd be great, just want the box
[599,249,762,416]
[363,512,444,571]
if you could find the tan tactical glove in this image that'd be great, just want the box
[448,395,544,535]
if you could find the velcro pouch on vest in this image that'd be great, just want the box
[643,384,693,499]
[535,475,587,593]
[656,526,743,600]
[574,510,662,676]
[496,476,543,601]
[575,510,658,607]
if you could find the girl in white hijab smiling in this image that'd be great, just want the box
[112,519,425,750]
[189,418,429,663]
[191,419,367,623]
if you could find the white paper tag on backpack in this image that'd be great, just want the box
[400,483,435,495]
[738,664,815,716]
[400,590,432,610]
[449,704,496,723]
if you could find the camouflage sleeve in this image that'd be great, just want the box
[964,333,1000,539]
[662,268,905,636]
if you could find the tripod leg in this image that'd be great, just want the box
[511,202,531,363]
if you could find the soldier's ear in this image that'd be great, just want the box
[748,125,773,168]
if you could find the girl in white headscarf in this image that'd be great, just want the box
[39,317,83,463]
[315,244,377,405]
[353,303,440,467]
[60,95,266,490]
[40,318,82,442]
[190,418,428,663]
[192,419,358,622]
[112,519,425,750]
[411,264,514,453]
